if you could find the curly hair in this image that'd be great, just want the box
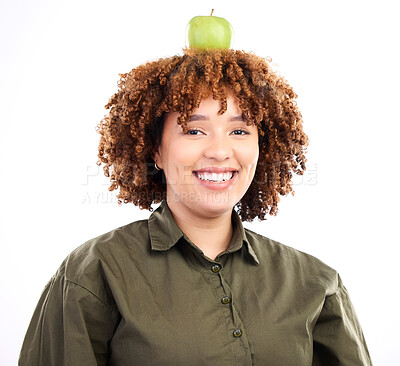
[96,47,308,221]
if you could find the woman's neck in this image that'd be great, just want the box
[166,199,234,261]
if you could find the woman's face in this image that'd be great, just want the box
[154,94,259,217]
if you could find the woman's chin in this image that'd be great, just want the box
[190,193,237,215]
[166,189,240,217]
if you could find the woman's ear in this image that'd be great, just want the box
[153,148,162,169]
[151,114,165,169]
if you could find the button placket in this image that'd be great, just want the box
[214,268,233,308]
[217,273,248,345]
[207,259,253,363]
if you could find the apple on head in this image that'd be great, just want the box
[186,9,234,49]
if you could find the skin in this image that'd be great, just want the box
[153,93,259,260]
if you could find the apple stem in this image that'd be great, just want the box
[210,9,214,16]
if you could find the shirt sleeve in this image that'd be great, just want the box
[312,274,373,366]
[19,269,120,366]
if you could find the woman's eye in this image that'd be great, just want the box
[232,129,250,135]
[186,129,203,135]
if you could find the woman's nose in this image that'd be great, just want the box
[203,134,234,161]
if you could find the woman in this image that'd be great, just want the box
[19,48,372,365]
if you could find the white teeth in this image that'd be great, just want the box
[195,172,234,183]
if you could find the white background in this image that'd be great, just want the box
[1,0,399,364]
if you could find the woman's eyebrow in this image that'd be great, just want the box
[188,114,245,122]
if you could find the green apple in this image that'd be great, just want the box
[186,12,234,49]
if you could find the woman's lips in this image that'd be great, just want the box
[192,171,238,191]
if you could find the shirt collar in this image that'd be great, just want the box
[148,200,260,265]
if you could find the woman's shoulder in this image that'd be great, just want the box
[72,217,150,260]
[244,228,339,296]
[54,218,151,294]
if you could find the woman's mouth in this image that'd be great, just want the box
[192,170,238,191]
[193,171,236,183]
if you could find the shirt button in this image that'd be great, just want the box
[221,296,231,304]
[211,264,221,273]
[233,329,242,338]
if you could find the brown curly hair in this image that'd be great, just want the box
[96,47,308,221]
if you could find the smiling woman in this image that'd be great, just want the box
[19,47,373,365]
[96,48,308,222]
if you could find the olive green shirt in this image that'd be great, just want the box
[19,200,372,365]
